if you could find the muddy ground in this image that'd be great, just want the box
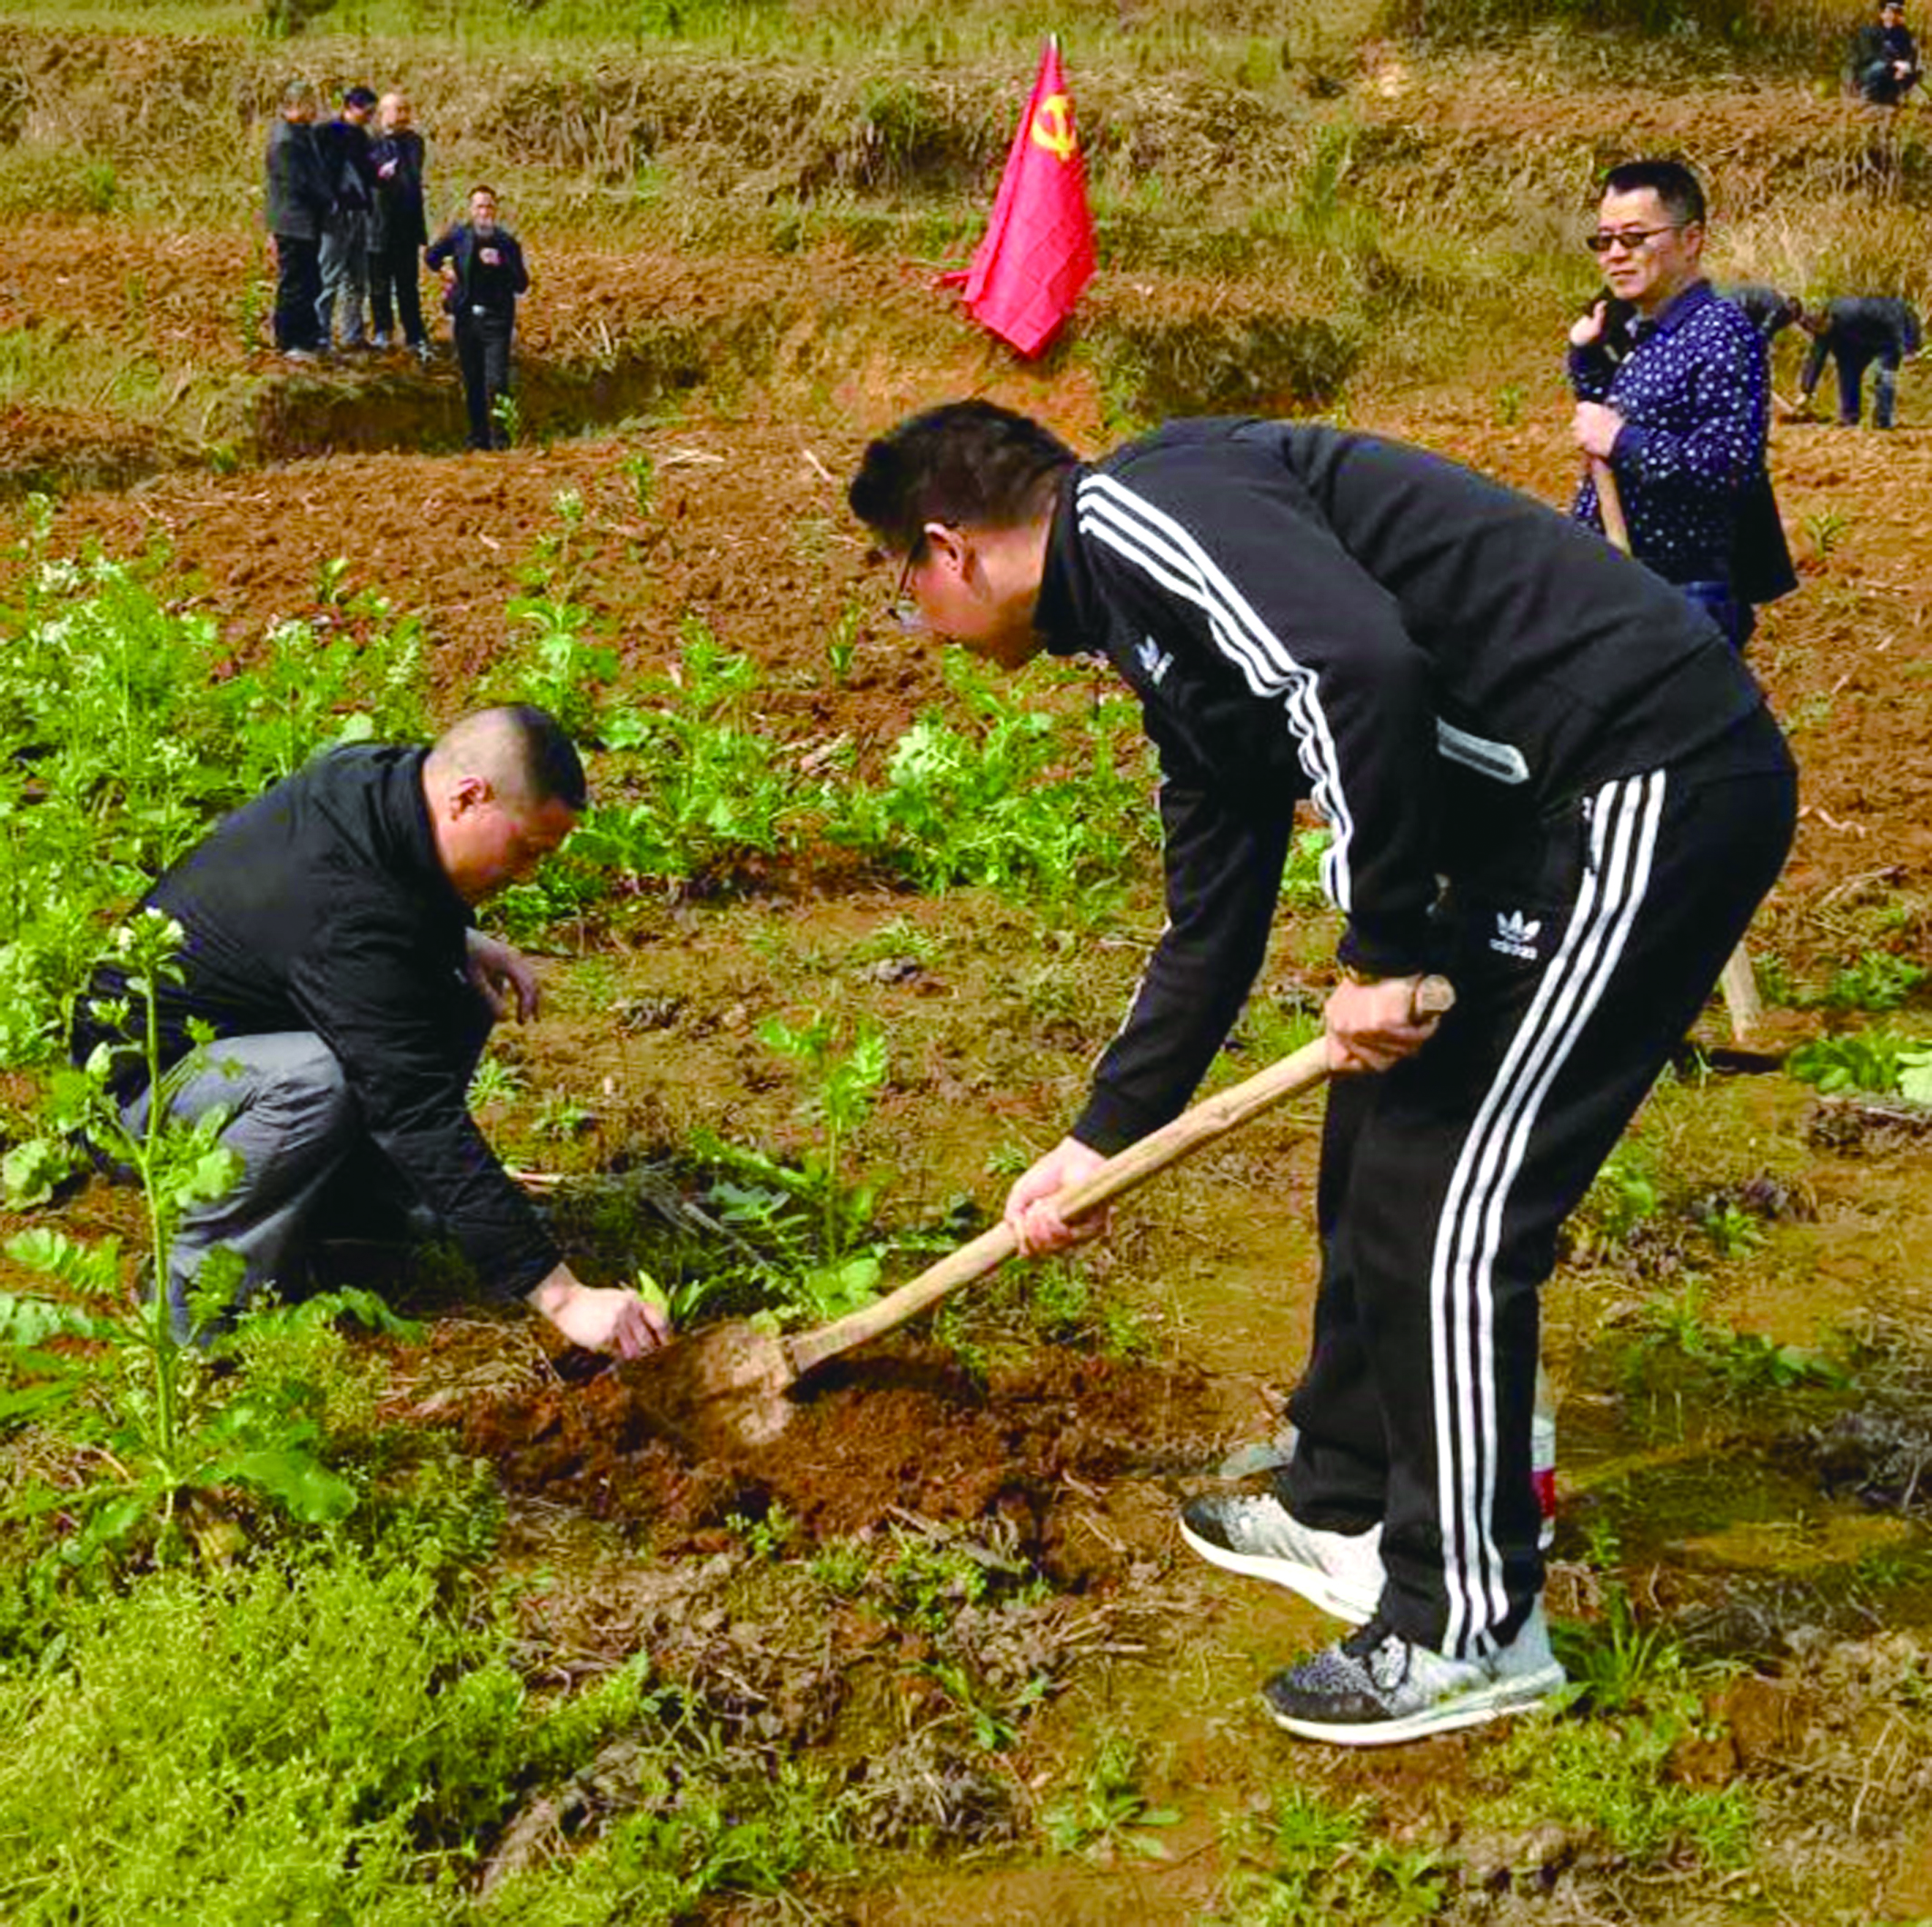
[7,89,1932,1921]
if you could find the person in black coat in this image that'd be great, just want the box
[1798,295,1923,425]
[425,185,530,450]
[315,85,378,350]
[1854,0,1921,101]
[71,705,667,1363]
[369,90,431,357]
[263,81,333,361]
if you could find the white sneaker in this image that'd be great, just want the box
[1263,1603,1566,1747]
[1179,1490,1383,1624]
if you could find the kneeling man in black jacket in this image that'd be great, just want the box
[850,402,1795,1748]
[73,704,665,1363]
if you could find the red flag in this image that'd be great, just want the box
[943,36,1095,358]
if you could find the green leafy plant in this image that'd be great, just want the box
[822,653,1155,905]
[757,1008,888,1265]
[1789,1028,1932,1099]
[1552,1582,1687,1715]
[576,621,802,885]
[825,597,862,685]
[1816,952,1927,1013]
[2,914,411,1564]
[1802,506,1848,559]
[925,1656,1050,1752]
[1042,1732,1180,1861]
[1626,1276,1846,1400]
[1221,1785,1448,1924]
[620,447,654,514]
[725,1500,797,1561]
[490,390,522,446]
[503,594,619,741]
[1278,824,1336,910]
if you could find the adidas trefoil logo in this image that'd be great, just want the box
[1489,909,1542,961]
[1136,634,1173,686]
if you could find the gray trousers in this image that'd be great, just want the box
[124,1032,360,1342]
[317,210,371,346]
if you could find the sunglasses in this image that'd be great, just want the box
[1585,224,1687,255]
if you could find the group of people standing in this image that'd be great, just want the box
[264,82,530,451]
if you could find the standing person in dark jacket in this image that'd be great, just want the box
[315,85,378,351]
[1797,295,1922,425]
[1568,160,1792,651]
[369,89,431,359]
[1854,0,1921,102]
[848,402,1795,1746]
[425,185,529,450]
[263,81,333,362]
[71,705,667,1363]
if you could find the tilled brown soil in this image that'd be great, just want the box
[22,385,1930,971]
[443,1342,1267,1580]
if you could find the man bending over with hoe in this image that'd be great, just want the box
[847,403,1794,1746]
[73,704,666,1363]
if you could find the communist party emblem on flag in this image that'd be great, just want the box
[941,35,1096,358]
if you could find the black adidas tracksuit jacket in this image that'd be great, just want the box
[1033,420,1796,1655]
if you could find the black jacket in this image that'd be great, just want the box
[1855,19,1919,94]
[1720,283,1798,340]
[71,744,560,1299]
[315,115,375,215]
[264,116,333,241]
[424,223,528,317]
[1803,296,1923,387]
[369,128,428,251]
[1032,420,1775,1152]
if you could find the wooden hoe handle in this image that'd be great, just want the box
[1590,456,1632,556]
[785,973,1455,1377]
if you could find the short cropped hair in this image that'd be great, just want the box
[281,80,318,109]
[433,705,588,814]
[1601,159,1707,228]
[503,704,586,811]
[469,184,498,202]
[847,400,1078,556]
[344,84,378,110]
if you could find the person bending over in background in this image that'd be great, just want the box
[315,84,378,352]
[71,705,666,1363]
[369,90,431,360]
[426,186,529,451]
[847,400,1795,1749]
[1855,0,1921,103]
[263,81,333,364]
[1567,159,1793,650]
[1797,294,1923,426]
[1719,283,1803,342]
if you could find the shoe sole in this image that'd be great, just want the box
[1178,1517,1380,1625]
[1265,1663,1566,1748]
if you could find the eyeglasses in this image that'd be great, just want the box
[888,543,928,634]
[882,528,956,635]
[1585,225,1686,255]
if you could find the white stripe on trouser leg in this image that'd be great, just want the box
[1427,773,1666,1656]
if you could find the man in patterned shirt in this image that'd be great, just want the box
[1567,160,1790,650]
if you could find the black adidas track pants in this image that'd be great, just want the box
[1279,706,1797,1658]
